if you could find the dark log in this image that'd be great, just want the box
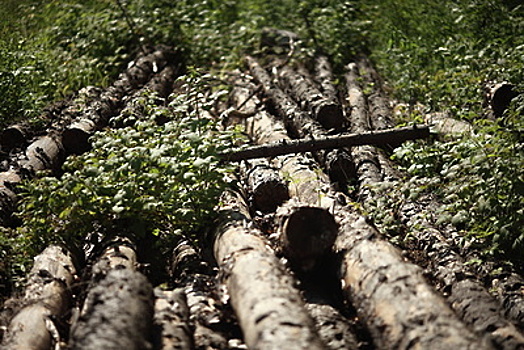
[0,170,21,226]
[213,190,326,350]
[484,82,519,118]
[222,125,430,162]
[0,124,28,151]
[69,269,154,350]
[246,55,355,184]
[1,246,76,350]
[313,56,339,105]
[275,59,345,132]
[355,57,395,130]
[19,134,65,174]
[276,201,338,272]
[153,288,194,350]
[243,159,289,213]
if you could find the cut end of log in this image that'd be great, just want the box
[62,127,92,155]
[279,205,339,271]
[1,125,27,150]
[316,103,346,132]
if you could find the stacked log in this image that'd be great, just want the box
[1,246,77,350]
[346,60,524,349]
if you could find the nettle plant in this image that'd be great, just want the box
[18,73,241,256]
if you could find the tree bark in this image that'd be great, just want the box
[243,158,289,213]
[19,134,65,174]
[246,55,355,184]
[69,238,154,350]
[153,288,194,350]
[275,59,345,132]
[425,111,474,137]
[313,56,339,106]
[1,245,76,350]
[0,170,21,227]
[213,190,326,350]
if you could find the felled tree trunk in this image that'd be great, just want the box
[346,61,524,348]
[69,238,154,350]
[0,124,29,151]
[1,245,77,350]
[19,133,65,175]
[275,59,345,132]
[246,56,355,184]
[313,56,339,106]
[242,158,289,213]
[275,200,338,272]
[213,190,326,350]
[62,46,177,154]
[0,170,21,226]
[484,81,519,119]
[153,288,193,350]
[425,111,474,138]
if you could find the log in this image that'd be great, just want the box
[260,27,299,53]
[153,288,194,350]
[0,170,21,227]
[275,59,345,132]
[0,124,28,151]
[221,125,430,162]
[213,190,326,350]
[246,55,355,184]
[355,57,395,130]
[276,201,338,272]
[243,159,289,213]
[425,111,474,137]
[484,82,519,118]
[69,269,154,350]
[69,238,154,350]
[62,46,176,154]
[313,56,339,105]
[19,134,65,174]
[1,245,76,350]
[346,61,524,347]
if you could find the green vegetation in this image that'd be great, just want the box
[0,0,523,292]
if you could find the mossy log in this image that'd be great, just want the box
[153,288,194,350]
[69,239,154,350]
[213,190,326,350]
[1,245,76,350]
[275,59,345,132]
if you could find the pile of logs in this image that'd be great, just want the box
[1,35,524,350]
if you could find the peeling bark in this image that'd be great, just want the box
[1,245,76,350]
[213,190,326,350]
[153,288,194,350]
[275,60,345,132]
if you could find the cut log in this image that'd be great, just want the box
[313,56,339,105]
[69,269,154,350]
[19,134,65,174]
[62,46,177,154]
[275,59,345,132]
[260,27,299,53]
[153,288,194,350]
[213,190,326,350]
[276,201,338,272]
[246,55,355,184]
[355,57,395,130]
[69,238,154,350]
[346,61,524,347]
[0,170,21,227]
[484,82,519,118]
[243,158,289,213]
[221,125,430,162]
[1,245,76,350]
[0,124,28,151]
[425,111,474,137]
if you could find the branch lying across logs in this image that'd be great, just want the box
[221,124,430,161]
[1,246,76,350]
